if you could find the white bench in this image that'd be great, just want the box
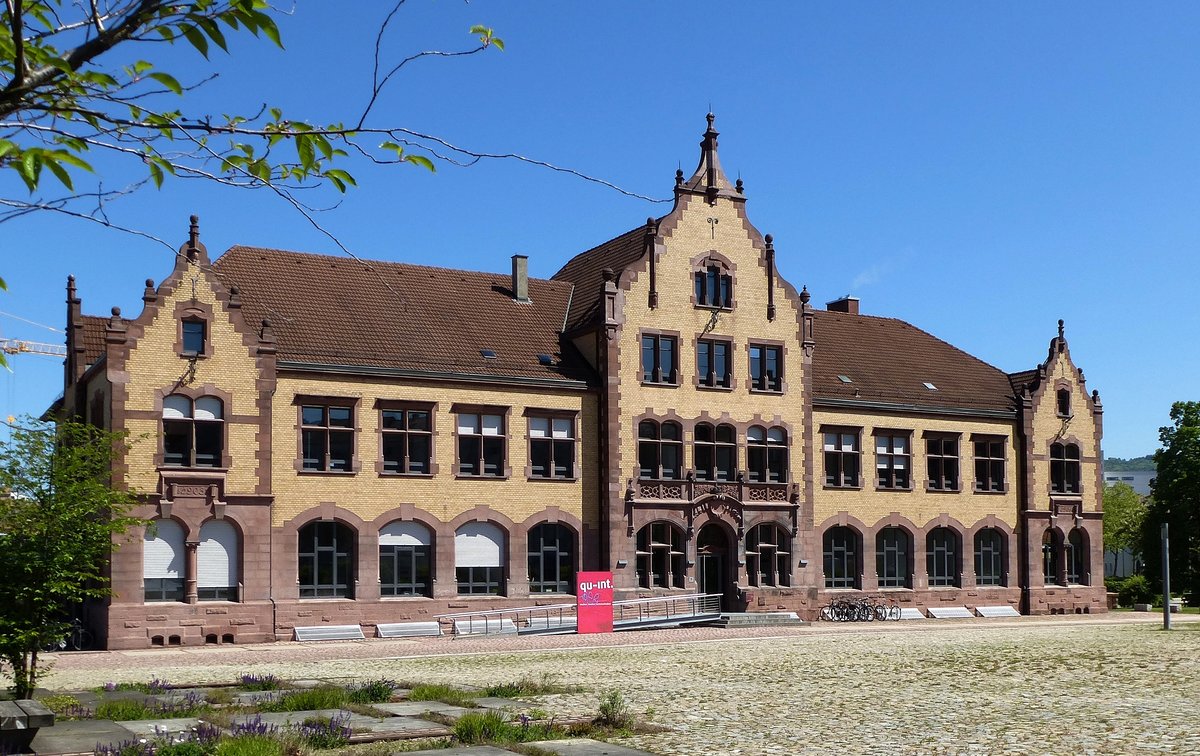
[376,621,442,638]
[927,606,973,619]
[453,618,518,636]
[976,605,1021,618]
[293,624,365,641]
[899,607,926,620]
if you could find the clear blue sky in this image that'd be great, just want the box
[4,1,1199,458]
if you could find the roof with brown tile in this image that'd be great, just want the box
[552,223,650,333]
[812,310,1018,414]
[80,315,108,369]
[211,246,595,386]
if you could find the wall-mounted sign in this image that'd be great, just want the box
[576,571,614,634]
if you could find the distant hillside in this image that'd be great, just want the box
[1103,455,1156,472]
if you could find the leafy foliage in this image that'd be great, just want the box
[1103,482,1147,559]
[1142,402,1200,602]
[0,418,145,698]
[1104,455,1157,472]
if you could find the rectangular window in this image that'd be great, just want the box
[641,334,678,384]
[824,431,860,487]
[926,435,959,490]
[749,344,782,392]
[182,320,206,355]
[456,566,503,595]
[457,412,506,477]
[973,437,1006,492]
[694,266,732,308]
[301,404,354,472]
[529,415,575,479]
[144,578,185,602]
[875,432,910,489]
[697,338,732,388]
[381,407,432,475]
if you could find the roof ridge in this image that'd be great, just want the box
[551,222,653,280]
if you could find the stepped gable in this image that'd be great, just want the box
[812,310,1017,413]
[211,246,594,384]
[552,223,653,333]
[79,314,108,367]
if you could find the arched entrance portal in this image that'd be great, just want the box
[696,523,735,611]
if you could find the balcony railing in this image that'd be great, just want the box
[629,473,794,503]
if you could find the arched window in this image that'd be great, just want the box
[1050,443,1081,494]
[198,520,239,601]
[635,522,685,589]
[823,526,860,589]
[1056,388,1071,417]
[162,394,223,467]
[455,522,505,595]
[298,521,355,598]
[926,527,961,587]
[638,420,683,480]
[974,528,1005,587]
[694,423,736,481]
[379,521,432,597]
[694,263,732,308]
[1042,529,1062,585]
[746,523,790,587]
[144,519,185,602]
[876,527,911,588]
[1066,528,1088,585]
[747,426,788,483]
[527,523,576,594]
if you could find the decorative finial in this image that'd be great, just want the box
[675,168,684,187]
[143,279,156,303]
[111,306,121,318]
[735,178,744,194]
[645,216,656,230]
[189,215,199,246]
[706,112,715,130]
[764,233,773,246]
[602,267,614,282]
[800,285,811,304]
[67,274,75,284]
[1058,319,1065,339]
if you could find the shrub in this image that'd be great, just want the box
[348,678,399,704]
[257,686,347,712]
[156,743,210,756]
[292,713,352,749]
[452,710,561,744]
[213,735,284,756]
[595,689,632,729]
[1118,575,1156,607]
[408,683,476,707]
[238,674,282,692]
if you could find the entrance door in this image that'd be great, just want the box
[696,524,732,611]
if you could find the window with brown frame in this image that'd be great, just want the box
[874,432,910,489]
[823,430,859,487]
[635,522,685,588]
[1050,442,1081,494]
[696,338,732,388]
[457,411,506,477]
[381,406,432,475]
[748,344,782,392]
[1057,388,1071,417]
[746,523,790,587]
[181,319,206,356]
[301,403,354,472]
[694,423,737,481]
[641,334,678,384]
[973,437,1006,492]
[748,426,788,483]
[529,415,575,479]
[926,435,959,491]
[163,394,223,468]
[638,420,683,480]
[694,264,732,308]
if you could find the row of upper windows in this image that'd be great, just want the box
[160,394,578,481]
[642,334,782,392]
[638,420,789,483]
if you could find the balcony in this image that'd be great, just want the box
[628,473,795,504]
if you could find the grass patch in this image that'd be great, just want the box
[213,734,285,756]
[407,683,478,707]
[94,693,208,721]
[484,674,584,698]
[453,710,566,744]
[257,685,347,712]
[238,674,283,692]
[348,678,399,704]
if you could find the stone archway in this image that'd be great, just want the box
[695,523,735,611]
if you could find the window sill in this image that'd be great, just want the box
[823,484,863,491]
[694,304,733,313]
[822,587,864,593]
[696,383,734,393]
[526,476,580,483]
[378,472,435,479]
[380,595,434,601]
[876,587,914,592]
[453,593,509,599]
[455,474,510,481]
[874,485,914,493]
[158,465,229,473]
[298,469,357,477]
[178,351,208,360]
[925,486,962,494]
[974,584,1009,589]
[748,388,784,396]
[297,596,357,602]
[640,380,680,388]
[972,488,1009,495]
[927,585,963,590]
[1050,492,1084,498]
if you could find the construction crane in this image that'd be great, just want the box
[0,339,66,357]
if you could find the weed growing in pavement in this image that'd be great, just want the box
[347,678,399,704]
[237,674,282,692]
[95,691,208,722]
[293,713,352,749]
[484,673,583,698]
[452,710,564,744]
[256,685,347,712]
[595,689,632,729]
[407,683,477,707]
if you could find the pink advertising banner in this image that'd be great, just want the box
[576,571,614,634]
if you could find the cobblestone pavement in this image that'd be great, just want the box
[41,615,1200,755]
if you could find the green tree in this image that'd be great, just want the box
[0,418,145,698]
[1103,481,1146,566]
[1142,401,1200,603]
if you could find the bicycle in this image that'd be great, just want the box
[41,618,93,652]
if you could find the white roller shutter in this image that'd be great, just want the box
[194,396,223,420]
[198,520,238,588]
[455,522,504,568]
[162,395,191,419]
[144,519,184,579]
[380,521,432,547]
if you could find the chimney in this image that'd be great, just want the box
[826,295,859,315]
[511,254,529,302]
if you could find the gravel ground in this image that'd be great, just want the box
[37,616,1200,755]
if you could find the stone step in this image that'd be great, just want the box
[710,612,808,628]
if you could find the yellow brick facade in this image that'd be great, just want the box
[812,408,1020,529]
[270,374,597,528]
[1027,347,1102,512]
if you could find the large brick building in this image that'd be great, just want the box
[58,116,1107,649]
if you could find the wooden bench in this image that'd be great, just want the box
[0,699,54,752]
[292,624,365,641]
[376,621,442,638]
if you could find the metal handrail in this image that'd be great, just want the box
[436,592,723,637]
